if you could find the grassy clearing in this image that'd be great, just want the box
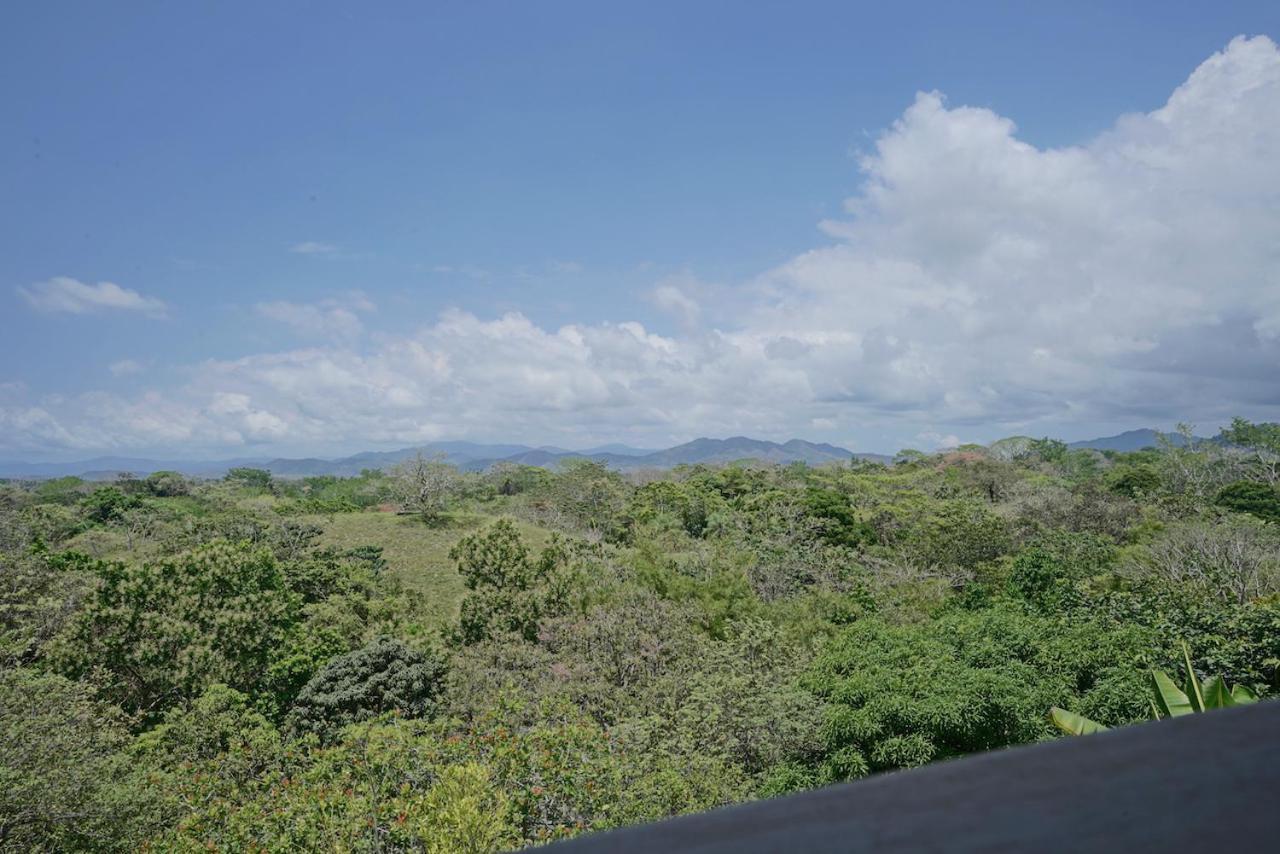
[304,509,555,628]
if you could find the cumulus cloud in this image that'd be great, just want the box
[18,277,166,317]
[6,36,1280,456]
[255,293,376,340]
[650,279,702,327]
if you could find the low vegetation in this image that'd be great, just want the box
[2,420,1278,850]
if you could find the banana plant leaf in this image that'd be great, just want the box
[1231,684,1258,705]
[1050,707,1109,735]
[1201,675,1235,709]
[1151,669,1194,717]
[1181,644,1206,713]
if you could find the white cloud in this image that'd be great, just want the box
[255,293,376,340]
[652,285,700,325]
[918,430,963,451]
[6,36,1280,456]
[18,277,166,317]
[108,359,144,377]
[290,241,338,255]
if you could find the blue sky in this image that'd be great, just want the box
[4,2,1280,459]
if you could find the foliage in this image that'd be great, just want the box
[451,520,568,644]
[392,453,462,522]
[1219,418,1280,484]
[4,418,1280,848]
[136,682,281,770]
[52,541,300,716]
[1216,480,1280,523]
[808,604,1154,779]
[1050,644,1257,735]
[547,459,630,541]
[80,486,141,524]
[902,499,1012,569]
[1005,530,1116,610]
[143,470,190,497]
[802,488,875,548]
[288,636,447,740]
[1106,464,1161,498]
[0,669,162,851]
[224,467,273,490]
[0,548,91,667]
[1130,516,1280,605]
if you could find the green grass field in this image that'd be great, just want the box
[60,500,556,630]
[304,510,555,627]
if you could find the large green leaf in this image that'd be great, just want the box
[1151,669,1194,717]
[1200,675,1234,709]
[1050,707,1109,736]
[1181,644,1206,713]
[1230,684,1258,705]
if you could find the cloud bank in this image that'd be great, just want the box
[5,36,1280,456]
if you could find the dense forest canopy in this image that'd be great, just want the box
[2,421,1278,850]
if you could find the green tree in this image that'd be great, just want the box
[1216,480,1280,523]
[0,669,163,851]
[451,521,566,644]
[1006,531,1116,610]
[802,488,874,548]
[288,637,447,740]
[224,466,273,489]
[905,500,1011,570]
[1106,463,1162,498]
[0,549,91,668]
[1220,417,1280,485]
[550,458,630,540]
[80,486,140,524]
[136,682,281,770]
[1029,437,1069,464]
[1051,644,1257,735]
[143,470,190,497]
[53,541,299,716]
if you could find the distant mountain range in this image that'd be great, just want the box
[0,437,885,480]
[0,427,1218,480]
[1067,428,1207,452]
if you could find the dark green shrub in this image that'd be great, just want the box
[287,637,446,740]
[1216,480,1280,523]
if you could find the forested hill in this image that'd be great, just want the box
[0,436,885,479]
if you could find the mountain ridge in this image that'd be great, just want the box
[1067,428,1207,452]
[1,427,1222,479]
[0,437,883,479]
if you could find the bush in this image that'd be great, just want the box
[1107,464,1162,498]
[807,604,1153,779]
[0,669,163,851]
[288,637,447,740]
[144,470,190,497]
[80,486,140,523]
[1216,480,1280,523]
